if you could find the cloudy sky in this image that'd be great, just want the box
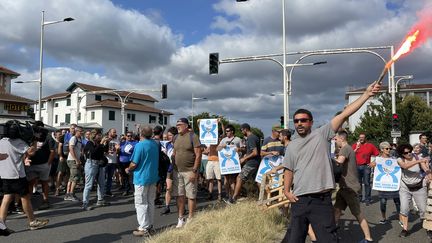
[1,0,431,135]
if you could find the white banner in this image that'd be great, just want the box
[372,157,401,191]
[255,155,284,188]
[199,119,218,145]
[218,146,241,175]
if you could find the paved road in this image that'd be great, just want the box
[3,187,431,242]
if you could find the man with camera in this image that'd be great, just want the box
[26,121,56,210]
[0,120,49,236]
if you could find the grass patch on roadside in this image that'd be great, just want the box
[146,200,287,243]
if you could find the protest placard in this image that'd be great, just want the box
[372,157,401,191]
[218,146,241,175]
[199,119,218,145]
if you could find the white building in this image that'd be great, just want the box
[0,66,35,124]
[345,83,432,132]
[37,82,172,134]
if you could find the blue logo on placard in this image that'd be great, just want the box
[220,148,239,167]
[259,156,278,174]
[385,159,392,166]
[201,122,217,139]
[376,164,400,183]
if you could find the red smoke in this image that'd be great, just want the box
[402,3,432,51]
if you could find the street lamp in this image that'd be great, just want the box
[36,10,74,121]
[191,93,207,130]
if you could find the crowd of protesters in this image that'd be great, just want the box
[1,81,432,241]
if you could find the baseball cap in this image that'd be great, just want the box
[176,118,189,125]
[272,124,283,131]
[240,123,250,130]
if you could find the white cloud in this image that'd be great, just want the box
[2,0,432,135]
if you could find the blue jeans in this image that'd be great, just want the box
[83,159,106,204]
[105,163,116,193]
[357,165,372,202]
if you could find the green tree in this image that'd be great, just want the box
[352,94,432,145]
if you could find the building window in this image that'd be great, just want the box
[40,102,45,109]
[149,115,156,124]
[55,115,58,124]
[66,99,71,106]
[78,112,81,121]
[54,102,59,107]
[65,113,71,124]
[95,95,102,101]
[164,117,168,125]
[109,110,115,120]
[91,111,95,120]
[127,113,136,121]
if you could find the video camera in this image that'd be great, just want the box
[0,120,49,144]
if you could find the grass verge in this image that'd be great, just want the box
[146,200,287,243]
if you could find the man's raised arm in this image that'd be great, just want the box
[331,81,381,132]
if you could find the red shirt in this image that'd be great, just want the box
[351,142,379,166]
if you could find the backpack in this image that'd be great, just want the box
[158,143,171,179]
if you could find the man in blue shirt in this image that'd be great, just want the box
[119,131,137,196]
[126,126,159,237]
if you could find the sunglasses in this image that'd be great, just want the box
[226,130,232,132]
[293,118,310,124]
[383,148,390,150]
[402,151,411,155]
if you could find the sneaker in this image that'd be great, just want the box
[217,194,222,201]
[82,203,93,211]
[358,239,373,243]
[64,194,72,201]
[70,194,80,202]
[226,198,236,205]
[14,206,24,215]
[154,198,163,205]
[54,189,60,196]
[0,228,15,236]
[427,230,432,240]
[96,200,111,207]
[132,229,150,237]
[29,218,49,230]
[398,221,404,228]
[399,229,409,238]
[379,219,387,224]
[161,206,170,215]
[38,201,50,210]
[176,217,186,228]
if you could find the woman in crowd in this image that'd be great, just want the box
[370,141,400,224]
[81,129,109,210]
[396,144,429,237]
[161,127,177,215]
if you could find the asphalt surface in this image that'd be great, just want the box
[2,186,432,243]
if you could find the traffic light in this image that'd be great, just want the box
[209,53,219,75]
[161,84,167,99]
[280,116,284,128]
[392,113,400,131]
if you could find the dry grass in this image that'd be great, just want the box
[146,200,287,243]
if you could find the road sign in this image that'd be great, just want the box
[391,130,401,137]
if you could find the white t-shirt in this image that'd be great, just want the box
[106,139,120,164]
[67,136,82,161]
[0,138,29,179]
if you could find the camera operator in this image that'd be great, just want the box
[25,121,55,210]
[0,120,49,236]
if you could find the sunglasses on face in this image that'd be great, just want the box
[293,118,310,124]
[383,148,390,150]
[402,151,412,155]
[226,130,232,132]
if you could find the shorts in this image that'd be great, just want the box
[200,159,208,174]
[239,163,258,181]
[172,170,198,199]
[1,177,29,196]
[334,187,361,217]
[50,159,59,177]
[26,163,51,181]
[206,161,221,180]
[67,160,82,183]
[57,159,70,174]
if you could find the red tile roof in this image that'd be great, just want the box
[66,82,158,102]
[41,92,70,101]
[0,93,35,103]
[85,99,173,115]
[0,66,20,77]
